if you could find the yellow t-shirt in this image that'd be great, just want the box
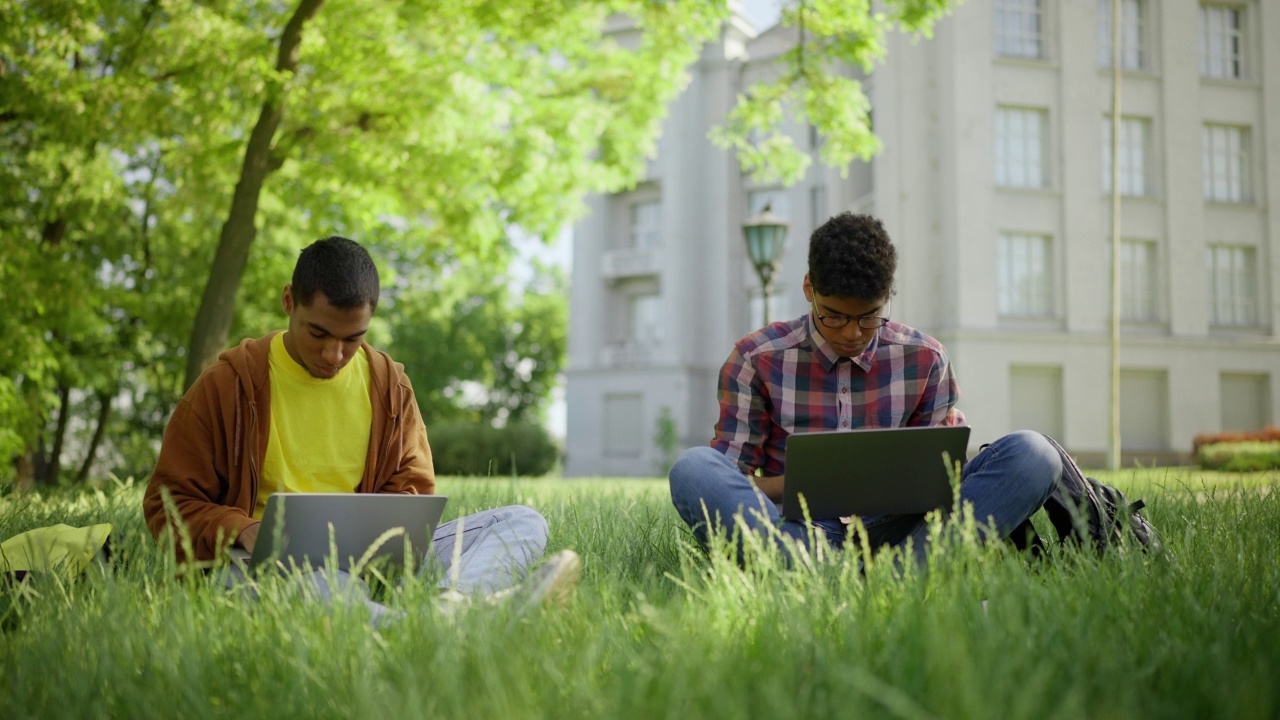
[254,332,373,519]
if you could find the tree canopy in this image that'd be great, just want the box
[382,251,568,428]
[712,0,959,185]
[0,0,959,486]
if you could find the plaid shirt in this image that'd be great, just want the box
[711,313,966,476]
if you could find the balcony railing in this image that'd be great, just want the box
[600,245,662,281]
[600,342,658,368]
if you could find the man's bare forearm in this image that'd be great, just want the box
[753,475,785,504]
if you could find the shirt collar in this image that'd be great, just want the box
[806,312,879,372]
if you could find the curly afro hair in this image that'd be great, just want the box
[807,212,897,300]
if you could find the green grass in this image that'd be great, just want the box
[2,468,1279,720]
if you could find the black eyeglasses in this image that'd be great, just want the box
[811,298,890,330]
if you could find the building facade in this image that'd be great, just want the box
[564,0,1280,476]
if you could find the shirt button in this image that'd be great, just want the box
[842,421,849,428]
[841,387,848,394]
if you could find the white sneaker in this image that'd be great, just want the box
[489,549,582,613]
[435,550,582,616]
[435,588,472,617]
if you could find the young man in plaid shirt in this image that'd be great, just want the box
[669,212,1062,564]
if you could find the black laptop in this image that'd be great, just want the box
[782,426,971,520]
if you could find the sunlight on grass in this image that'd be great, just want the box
[2,470,1278,719]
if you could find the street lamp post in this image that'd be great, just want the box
[742,202,790,329]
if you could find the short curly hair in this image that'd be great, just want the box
[807,212,897,300]
[292,236,380,310]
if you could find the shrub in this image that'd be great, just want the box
[1196,441,1280,472]
[652,406,679,477]
[427,421,559,477]
[1191,426,1280,456]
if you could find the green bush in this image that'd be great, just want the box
[1197,441,1280,472]
[652,406,679,477]
[427,421,559,477]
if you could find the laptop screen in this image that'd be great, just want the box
[250,493,448,572]
[782,426,970,520]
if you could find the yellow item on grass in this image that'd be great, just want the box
[0,523,113,578]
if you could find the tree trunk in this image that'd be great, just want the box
[32,434,48,484]
[14,450,34,494]
[42,383,72,484]
[76,390,113,484]
[182,0,326,390]
[15,380,44,492]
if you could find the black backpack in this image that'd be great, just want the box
[1007,433,1162,557]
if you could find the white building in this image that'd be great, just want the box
[565,0,1280,476]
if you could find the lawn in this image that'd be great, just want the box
[2,467,1278,719]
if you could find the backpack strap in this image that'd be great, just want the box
[1038,433,1161,553]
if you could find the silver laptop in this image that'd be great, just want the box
[237,493,448,573]
[782,426,971,521]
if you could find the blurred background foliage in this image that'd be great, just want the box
[0,0,958,488]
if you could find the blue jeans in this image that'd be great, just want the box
[668,430,1061,565]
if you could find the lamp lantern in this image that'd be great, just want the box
[741,202,790,327]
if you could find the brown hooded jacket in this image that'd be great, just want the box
[142,332,435,563]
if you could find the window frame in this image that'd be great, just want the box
[627,199,662,250]
[1098,0,1146,70]
[1118,238,1159,323]
[995,106,1050,189]
[995,0,1047,59]
[1202,123,1252,203]
[626,292,663,345]
[997,232,1055,318]
[1200,3,1246,80]
[1206,243,1257,327]
[1101,115,1153,197]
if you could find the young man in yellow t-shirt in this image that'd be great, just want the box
[144,236,577,619]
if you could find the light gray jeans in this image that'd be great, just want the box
[226,504,550,624]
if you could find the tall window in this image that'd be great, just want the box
[995,0,1044,58]
[629,201,661,249]
[1207,244,1256,327]
[628,293,662,344]
[1098,0,1144,69]
[1119,239,1158,321]
[1101,116,1151,196]
[1203,124,1250,202]
[1201,4,1245,79]
[998,233,1054,317]
[995,107,1048,188]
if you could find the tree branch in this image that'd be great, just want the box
[276,0,324,73]
[267,125,315,170]
[113,0,163,72]
[184,0,326,388]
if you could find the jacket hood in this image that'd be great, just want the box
[219,333,275,401]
